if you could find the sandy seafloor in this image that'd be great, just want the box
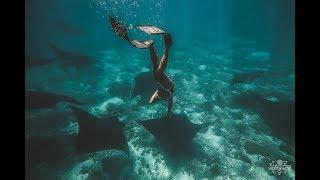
[26,39,295,179]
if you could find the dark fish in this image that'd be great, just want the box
[138,113,201,156]
[233,92,295,143]
[132,71,158,100]
[25,90,85,109]
[69,106,128,154]
[25,54,56,69]
[231,70,265,84]
[48,42,95,68]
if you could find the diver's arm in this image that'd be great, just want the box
[157,49,169,72]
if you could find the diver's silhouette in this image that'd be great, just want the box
[109,16,174,116]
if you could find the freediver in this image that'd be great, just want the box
[109,16,174,116]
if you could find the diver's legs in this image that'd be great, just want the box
[157,34,172,72]
[149,89,160,103]
[148,44,159,70]
[167,91,173,116]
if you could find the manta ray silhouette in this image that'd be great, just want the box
[231,70,265,84]
[232,92,295,143]
[138,113,201,156]
[25,90,85,109]
[25,54,56,69]
[25,135,76,180]
[132,71,158,100]
[26,106,128,179]
[48,42,95,68]
[69,106,128,154]
[26,110,202,179]
[71,105,202,156]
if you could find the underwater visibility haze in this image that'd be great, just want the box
[26,0,295,179]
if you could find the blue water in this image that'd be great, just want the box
[26,0,295,179]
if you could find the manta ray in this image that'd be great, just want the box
[69,106,128,154]
[25,90,85,109]
[232,91,295,143]
[25,54,56,69]
[131,71,158,100]
[26,106,128,178]
[138,113,202,156]
[48,42,95,68]
[26,107,204,180]
[231,70,266,84]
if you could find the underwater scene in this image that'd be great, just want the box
[25,0,295,179]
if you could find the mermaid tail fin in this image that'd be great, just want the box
[130,39,154,49]
[108,16,129,40]
[136,25,166,35]
[109,16,155,49]
[137,25,172,48]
